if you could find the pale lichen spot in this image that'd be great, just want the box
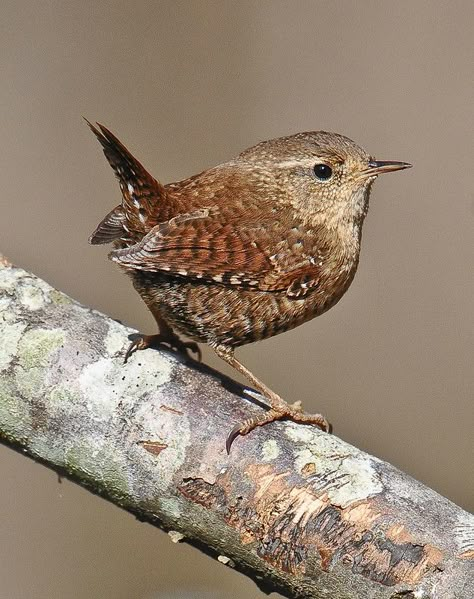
[29,434,69,466]
[0,322,27,371]
[0,267,24,292]
[104,321,128,356]
[78,349,186,493]
[285,423,321,445]
[168,530,184,543]
[217,555,235,567]
[261,439,280,461]
[64,438,130,498]
[49,289,72,305]
[0,296,13,319]
[18,284,47,310]
[160,497,183,520]
[287,424,383,508]
[15,365,45,400]
[18,328,65,370]
[0,378,33,438]
[133,392,190,492]
[0,268,54,307]
[48,385,81,416]
[79,349,172,420]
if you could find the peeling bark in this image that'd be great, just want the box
[0,254,473,599]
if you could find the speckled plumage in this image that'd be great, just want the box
[87,121,411,449]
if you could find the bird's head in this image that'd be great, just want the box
[237,131,412,228]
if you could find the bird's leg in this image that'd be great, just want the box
[213,345,330,452]
[125,311,201,363]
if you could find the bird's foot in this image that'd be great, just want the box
[124,332,201,363]
[226,406,330,453]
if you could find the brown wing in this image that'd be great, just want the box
[109,208,323,297]
[89,205,125,245]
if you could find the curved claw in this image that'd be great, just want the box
[226,409,281,454]
[226,423,242,454]
[124,337,147,364]
[225,408,331,453]
[124,333,201,363]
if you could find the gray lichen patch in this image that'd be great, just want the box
[48,384,82,414]
[14,328,66,402]
[0,266,25,292]
[0,296,13,319]
[286,424,383,508]
[261,439,280,461]
[15,366,46,400]
[159,497,183,520]
[0,322,27,371]
[0,378,32,438]
[49,289,72,305]
[104,320,129,356]
[64,438,130,500]
[0,265,67,319]
[18,328,65,369]
[284,422,326,445]
[28,433,69,466]
[132,389,191,493]
[17,284,48,311]
[0,268,54,306]
[79,349,173,421]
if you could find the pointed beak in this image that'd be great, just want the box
[363,160,413,177]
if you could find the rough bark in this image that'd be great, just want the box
[0,253,472,599]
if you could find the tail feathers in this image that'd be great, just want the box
[86,119,168,237]
[89,205,126,245]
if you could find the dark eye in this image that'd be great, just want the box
[313,163,333,181]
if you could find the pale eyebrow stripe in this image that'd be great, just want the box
[274,156,343,169]
[274,159,316,168]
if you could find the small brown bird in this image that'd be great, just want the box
[87,121,411,451]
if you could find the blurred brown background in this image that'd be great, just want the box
[0,1,473,598]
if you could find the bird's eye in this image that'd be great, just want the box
[313,163,333,181]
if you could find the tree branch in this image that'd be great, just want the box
[0,253,472,599]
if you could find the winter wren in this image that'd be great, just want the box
[87,122,411,451]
